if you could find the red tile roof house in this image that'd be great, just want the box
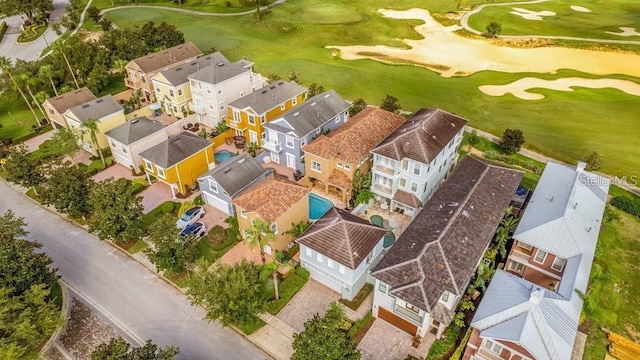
[371,156,523,341]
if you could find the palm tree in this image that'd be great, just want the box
[52,42,80,89]
[244,218,275,265]
[81,117,105,165]
[0,56,41,126]
[285,221,310,240]
[18,73,47,122]
[260,260,280,300]
[38,65,58,96]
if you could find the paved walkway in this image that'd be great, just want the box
[101,0,287,17]
[459,0,640,45]
[248,314,295,360]
[358,319,435,360]
[139,182,174,213]
[91,164,135,182]
[22,129,55,151]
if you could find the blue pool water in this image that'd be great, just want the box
[309,193,333,220]
[214,150,236,164]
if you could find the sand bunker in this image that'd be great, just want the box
[327,8,640,78]
[479,77,640,100]
[510,7,556,21]
[605,27,640,37]
[570,5,591,13]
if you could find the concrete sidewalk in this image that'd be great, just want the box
[248,314,295,360]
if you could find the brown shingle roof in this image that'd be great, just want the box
[129,42,202,73]
[393,189,422,209]
[232,175,310,223]
[371,157,523,316]
[327,168,352,190]
[371,108,468,163]
[44,87,96,113]
[297,208,387,269]
[303,108,406,164]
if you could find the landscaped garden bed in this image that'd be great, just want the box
[264,267,309,315]
[340,283,373,311]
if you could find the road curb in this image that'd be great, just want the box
[39,280,71,357]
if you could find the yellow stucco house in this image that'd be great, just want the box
[302,108,406,202]
[139,132,215,197]
[63,95,126,155]
[227,81,307,145]
[232,175,310,253]
[42,87,96,129]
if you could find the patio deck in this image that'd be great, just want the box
[357,201,412,238]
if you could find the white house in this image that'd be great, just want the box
[105,117,168,171]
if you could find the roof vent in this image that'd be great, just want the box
[81,104,90,108]
[172,137,181,142]
[261,90,268,94]
[277,81,284,85]
[293,112,300,117]
[576,161,586,172]
[311,102,316,106]
[223,168,232,173]
[217,62,225,66]
[176,67,182,71]
[238,158,246,164]
[96,99,104,103]
[270,86,276,90]
[131,119,139,124]
[546,196,554,203]
[324,93,330,98]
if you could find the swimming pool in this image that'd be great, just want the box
[214,150,236,164]
[309,193,333,221]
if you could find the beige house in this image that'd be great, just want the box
[232,175,311,253]
[124,42,202,102]
[105,117,168,171]
[42,87,96,129]
[63,95,126,154]
[302,108,406,202]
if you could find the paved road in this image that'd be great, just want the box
[459,0,640,45]
[0,180,268,360]
[0,0,70,61]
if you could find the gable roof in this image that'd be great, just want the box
[105,117,166,145]
[187,57,252,85]
[128,42,202,74]
[264,90,350,138]
[139,132,212,168]
[66,95,123,123]
[232,175,310,223]
[471,270,576,360]
[371,108,468,163]
[198,153,268,197]
[371,157,523,318]
[43,87,96,113]
[297,208,387,269]
[393,189,422,209]
[303,107,406,164]
[154,52,230,86]
[229,81,307,115]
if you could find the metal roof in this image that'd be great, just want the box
[198,153,268,197]
[229,81,307,115]
[187,56,251,85]
[139,132,212,168]
[155,52,230,86]
[66,95,123,123]
[105,117,165,145]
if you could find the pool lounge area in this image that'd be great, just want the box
[309,193,333,221]
[214,150,237,164]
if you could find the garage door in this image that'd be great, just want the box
[203,193,230,215]
[113,152,132,168]
[306,265,342,294]
[378,307,418,336]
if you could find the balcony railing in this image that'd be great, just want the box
[189,102,205,114]
[393,305,423,324]
[261,139,282,153]
[374,164,395,175]
[510,249,531,263]
[125,78,135,88]
[373,183,392,195]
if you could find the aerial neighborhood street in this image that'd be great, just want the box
[0,0,639,359]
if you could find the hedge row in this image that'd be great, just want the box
[483,151,542,175]
[265,273,307,315]
[610,195,640,218]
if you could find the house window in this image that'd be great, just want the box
[508,261,525,273]
[111,140,117,147]
[169,89,174,97]
[365,252,372,265]
[311,160,322,173]
[339,264,346,274]
[217,86,223,95]
[219,101,225,110]
[157,167,166,179]
[121,146,127,154]
[441,291,449,302]
[396,299,420,314]
[305,247,312,257]
[261,115,265,124]
[240,209,247,218]
[240,91,244,97]
[411,182,418,192]
[317,253,323,263]
[292,98,297,106]
[270,223,277,233]
[206,85,211,94]
[280,104,285,111]
[378,282,387,294]
[233,110,240,122]
[402,159,409,171]
[337,162,343,169]
[344,164,351,171]
[551,257,567,272]
[178,88,183,96]
[209,101,214,110]
[248,116,255,125]
[155,86,160,93]
[285,136,294,148]
[424,182,428,192]
[209,180,218,193]
[335,116,340,124]
[327,259,334,268]
[518,242,533,251]
[145,160,153,171]
[413,164,420,176]
[399,178,407,188]
[481,339,503,356]
[534,249,548,264]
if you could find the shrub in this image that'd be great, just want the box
[177,201,195,217]
[426,326,462,360]
[0,22,7,41]
[610,196,640,218]
[499,128,525,154]
[295,266,310,281]
[483,151,542,174]
[194,194,204,206]
[265,273,306,314]
[284,243,300,259]
[207,225,227,245]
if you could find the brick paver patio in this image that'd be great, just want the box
[23,129,55,151]
[358,319,435,360]
[139,182,175,213]
[276,280,340,333]
[91,164,135,182]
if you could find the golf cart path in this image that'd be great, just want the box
[460,0,640,45]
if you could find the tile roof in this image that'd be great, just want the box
[229,81,307,115]
[154,52,230,86]
[105,117,166,145]
[264,90,350,138]
[188,57,252,85]
[232,174,310,223]
[303,108,406,164]
[371,157,523,318]
[297,208,387,269]
[129,42,202,73]
[327,168,352,190]
[66,95,123,123]
[393,189,422,209]
[43,87,96,113]
[139,132,212,168]
[371,108,467,163]
[198,153,268,197]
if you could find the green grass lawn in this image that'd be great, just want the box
[0,93,40,142]
[467,0,640,41]
[91,0,259,13]
[127,239,149,254]
[103,0,640,178]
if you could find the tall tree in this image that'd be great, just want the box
[0,57,41,126]
[38,64,58,96]
[17,73,47,121]
[81,117,106,165]
[285,221,310,240]
[348,98,367,117]
[186,259,266,327]
[486,22,502,38]
[86,63,110,94]
[51,41,80,89]
[499,128,525,154]
[3,145,44,195]
[380,94,401,113]
[307,83,325,97]
[0,0,53,24]
[292,303,360,360]
[583,151,602,171]
[41,161,94,219]
[144,214,199,275]
[91,337,179,360]
[49,127,81,164]
[243,218,275,264]
[87,178,146,243]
